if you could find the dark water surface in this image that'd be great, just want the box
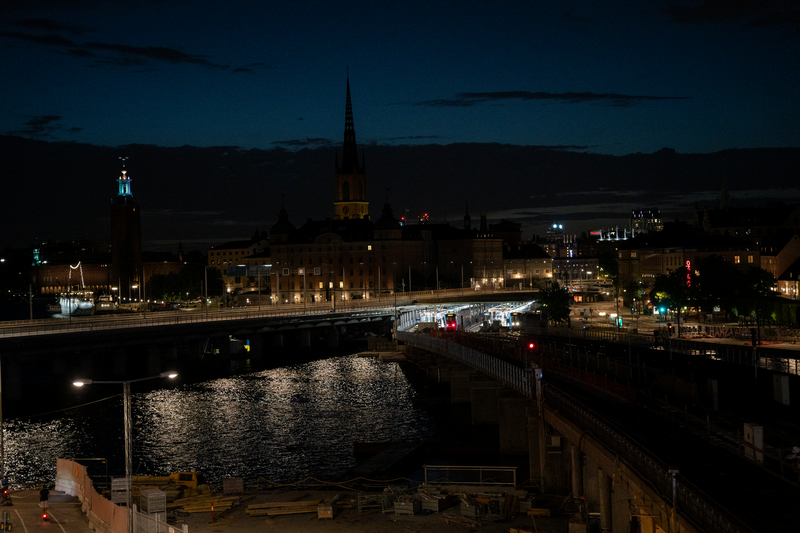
[5,353,448,488]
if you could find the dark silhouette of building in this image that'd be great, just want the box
[110,158,142,296]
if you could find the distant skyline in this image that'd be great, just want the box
[2,1,799,156]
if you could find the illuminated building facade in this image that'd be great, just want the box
[631,208,663,233]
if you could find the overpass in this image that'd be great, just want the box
[396,327,800,533]
[0,289,534,402]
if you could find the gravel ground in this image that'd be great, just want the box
[179,490,571,533]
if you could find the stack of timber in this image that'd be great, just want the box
[168,494,240,514]
[246,500,320,517]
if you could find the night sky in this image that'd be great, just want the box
[1,1,799,252]
[2,1,798,156]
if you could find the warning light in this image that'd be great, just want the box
[528,342,535,350]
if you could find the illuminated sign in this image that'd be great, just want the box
[685,260,691,288]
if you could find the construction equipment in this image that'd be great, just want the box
[131,472,207,501]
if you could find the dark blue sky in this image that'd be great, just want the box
[2,1,799,156]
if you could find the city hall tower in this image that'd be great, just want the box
[110,157,142,297]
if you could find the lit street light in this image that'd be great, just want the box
[73,371,178,533]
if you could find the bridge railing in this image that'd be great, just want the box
[0,289,536,339]
[423,464,517,486]
[402,330,755,533]
[0,303,395,339]
[533,325,800,371]
[396,331,533,399]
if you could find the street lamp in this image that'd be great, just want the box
[73,371,178,533]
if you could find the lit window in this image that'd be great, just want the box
[367,245,372,250]
[747,255,753,264]
[735,256,740,264]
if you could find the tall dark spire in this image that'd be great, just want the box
[341,73,360,171]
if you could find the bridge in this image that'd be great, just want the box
[396,324,800,533]
[5,289,798,532]
[0,289,534,402]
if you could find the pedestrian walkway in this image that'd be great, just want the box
[5,488,92,532]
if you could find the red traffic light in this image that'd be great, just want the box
[528,342,535,350]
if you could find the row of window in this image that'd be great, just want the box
[278,281,376,290]
[278,256,381,266]
[284,245,376,253]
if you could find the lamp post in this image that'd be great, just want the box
[73,371,178,533]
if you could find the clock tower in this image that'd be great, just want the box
[334,74,368,220]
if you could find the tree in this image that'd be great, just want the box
[538,281,572,325]
[736,268,778,344]
[649,268,694,336]
[147,265,224,301]
[597,250,619,280]
[694,254,741,319]
[623,280,646,313]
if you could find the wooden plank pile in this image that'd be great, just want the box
[245,500,321,517]
[169,495,241,514]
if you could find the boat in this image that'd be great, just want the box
[59,290,95,316]
[95,294,118,314]
[57,262,95,316]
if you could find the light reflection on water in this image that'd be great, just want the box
[5,355,440,487]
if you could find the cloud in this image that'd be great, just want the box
[386,135,441,141]
[83,41,228,69]
[232,62,268,74]
[414,91,690,108]
[272,138,334,148]
[0,29,229,69]
[664,0,800,30]
[12,18,91,35]
[5,114,81,139]
[0,30,75,47]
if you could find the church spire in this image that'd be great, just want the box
[334,73,368,220]
[340,73,359,171]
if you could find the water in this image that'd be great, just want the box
[4,354,446,489]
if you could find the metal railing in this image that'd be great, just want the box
[423,464,517,486]
[396,331,533,398]
[135,506,187,533]
[534,325,800,372]
[0,303,396,339]
[402,329,755,533]
[0,288,536,340]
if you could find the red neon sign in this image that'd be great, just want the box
[685,260,691,287]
